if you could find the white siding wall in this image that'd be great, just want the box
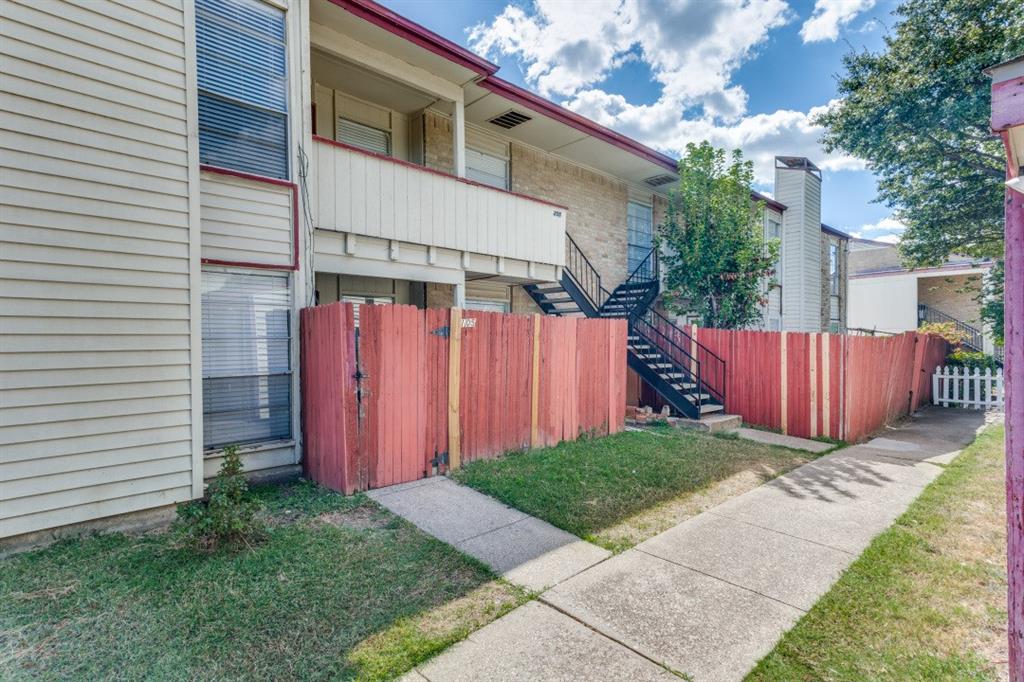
[775,167,823,332]
[200,171,294,267]
[0,0,199,538]
[848,274,919,333]
[311,138,566,267]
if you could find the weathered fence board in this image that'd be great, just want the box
[301,303,627,493]
[692,327,947,442]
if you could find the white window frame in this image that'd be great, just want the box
[201,268,293,451]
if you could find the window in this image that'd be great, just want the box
[196,0,289,179]
[466,147,508,190]
[338,118,391,156]
[627,201,654,274]
[829,296,842,333]
[465,298,509,313]
[829,239,840,294]
[202,271,292,449]
[341,294,394,326]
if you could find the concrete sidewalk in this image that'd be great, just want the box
[401,407,987,682]
[368,477,610,592]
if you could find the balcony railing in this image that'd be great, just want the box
[310,136,567,268]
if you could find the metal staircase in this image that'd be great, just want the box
[524,237,726,419]
[917,303,985,352]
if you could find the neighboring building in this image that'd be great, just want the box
[0,0,845,542]
[754,157,849,333]
[847,239,997,353]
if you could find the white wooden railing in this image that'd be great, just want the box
[310,136,567,267]
[932,365,1004,409]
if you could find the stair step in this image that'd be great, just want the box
[700,403,725,414]
[541,297,574,304]
[682,392,711,401]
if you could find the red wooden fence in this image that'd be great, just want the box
[301,303,627,493]
[692,328,947,441]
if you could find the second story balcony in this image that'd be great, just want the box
[307,4,567,277]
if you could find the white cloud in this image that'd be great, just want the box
[851,216,906,243]
[800,0,876,43]
[468,0,867,184]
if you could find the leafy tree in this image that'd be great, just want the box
[657,142,778,329]
[815,0,1022,340]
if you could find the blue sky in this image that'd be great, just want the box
[381,0,906,242]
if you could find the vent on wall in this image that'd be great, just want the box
[644,174,676,187]
[489,110,532,129]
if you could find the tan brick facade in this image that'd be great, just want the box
[918,273,984,326]
[423,110,454,175]
[425,282,454,308]
[510,145,630,285]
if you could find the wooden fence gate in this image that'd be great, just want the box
[300,302,627,494]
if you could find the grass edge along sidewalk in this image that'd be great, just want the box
[453,426,819,552]
[0,481,530,681]
[747,423,1008,681]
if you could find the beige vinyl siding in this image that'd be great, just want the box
[311,138,566,267]
[200,171,294,267]
[0,0,197,538]
[776,169,823,332]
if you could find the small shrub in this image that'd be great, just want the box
[946,349,1001,371]
[918,321,968,346]
[175,445,266,552]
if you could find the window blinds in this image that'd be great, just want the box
[202,271,292,449]
[338,118,391,156]
[196,0,288,179]
[466,147,508,190]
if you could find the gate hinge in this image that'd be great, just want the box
[431,325,450,338]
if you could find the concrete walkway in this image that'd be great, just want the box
[732,427,835,453]
[368,477,610,592]
[397,407,987,682]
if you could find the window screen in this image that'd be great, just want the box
[341,294,394,326]
[196,0,288,179]
[338,118,391,156]
[465,298,509,313]
[202,271,292,449]
[627,201,654,274]
[466,148,508,189]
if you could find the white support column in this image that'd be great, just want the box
[453,96,466,178]
[454,282,466,307]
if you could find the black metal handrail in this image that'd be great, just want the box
[632,307,726,406]
[565,233,607,309]
[625,247,658,286]
[630,317,704,411]
[917,303,984,351]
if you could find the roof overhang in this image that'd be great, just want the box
[986,54,1024,191]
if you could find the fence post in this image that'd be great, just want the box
[933,366,940,407]
[809,333,818,438]
[448,307,462,470]
[530,314,541,449]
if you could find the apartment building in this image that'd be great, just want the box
[0,0,847,541]
[848,239,997,353]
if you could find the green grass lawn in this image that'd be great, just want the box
[0,481,528,681]
[747,424,1008,681]
[452,426,817,551]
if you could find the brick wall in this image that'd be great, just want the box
[510,145,630,285]
[423,110,453,175]
[918,273,984,326]
[849,243,902,275]
[425,282,454,308]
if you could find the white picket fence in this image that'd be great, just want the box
[932,365,1004,409]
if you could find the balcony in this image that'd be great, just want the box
[310,136,567,269]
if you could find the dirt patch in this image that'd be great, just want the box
[317,506,391,531]
[9,582,79,602]
[593,460,807,550]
